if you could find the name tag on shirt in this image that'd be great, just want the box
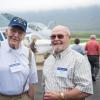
[9,63,22,72]
[56,67,68,77]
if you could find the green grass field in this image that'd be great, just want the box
[70,32,100,44]
[72,32,100,38]
[70,38,100,44]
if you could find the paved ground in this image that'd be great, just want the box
[86,73,100,100]
[35,70,43,100]
[35,68,100,100]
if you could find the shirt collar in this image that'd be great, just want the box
[5,40,25,56]
[53,46,71,59]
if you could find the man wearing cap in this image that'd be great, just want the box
[0,17,38,100]
[85,35,100,81]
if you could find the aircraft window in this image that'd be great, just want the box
[0,33,3,41]
[28,24,46,31]
[28,25,36,30]
[36,26,42,31]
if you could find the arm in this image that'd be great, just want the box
[43,88,90,100]
[97,43,100,56]
[59,56,93,100]
[28,84,36,100]
[67,56,93,99]
[63,88,91,100]
[84,44,88,55]
[28,52,38,100]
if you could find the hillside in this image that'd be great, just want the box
[1,6,100,33]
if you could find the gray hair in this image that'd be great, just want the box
[90,35,96,39]
[52,25,71,37]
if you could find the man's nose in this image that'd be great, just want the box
[54,36,59,40]
[14,32,19,37]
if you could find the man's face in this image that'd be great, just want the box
[50,28,70,53]
[6,27,25,49]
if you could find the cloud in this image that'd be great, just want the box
[0,0,100,12]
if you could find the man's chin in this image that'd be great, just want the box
[9,39,20,43]
[53,47,63,53]
[9,39,20,45]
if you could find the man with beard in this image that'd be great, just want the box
[0,17,38,100]
[43,25,93,100]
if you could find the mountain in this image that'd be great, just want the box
[0,14,10,27]
[2,13,14,21]
[1,6,100,32]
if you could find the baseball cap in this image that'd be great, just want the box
[8,17,27,32]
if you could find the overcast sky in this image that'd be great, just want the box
[0,0,100,12]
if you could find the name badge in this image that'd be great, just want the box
[56,67,68,77]
[9,63,22,72]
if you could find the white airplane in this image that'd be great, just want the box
[23,33,52,54]
[27,22,52,39]
[23,22,52,53]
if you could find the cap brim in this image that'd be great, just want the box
[9,24,26,32]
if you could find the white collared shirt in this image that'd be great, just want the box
[0,40,38,95]
[43,46,93,94]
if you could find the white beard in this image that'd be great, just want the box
[53,45,64,53]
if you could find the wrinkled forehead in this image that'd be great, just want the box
[52,25,70,36]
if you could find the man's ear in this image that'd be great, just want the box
[22,33,25,39]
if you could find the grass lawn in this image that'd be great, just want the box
[70,38,100,44]
[71,32,100,44]
[72,32,100,38]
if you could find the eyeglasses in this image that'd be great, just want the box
[10,28,24,37]
[50,34,64,40]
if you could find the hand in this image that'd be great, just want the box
[28,84,36,100]
[43,91,61,100]
[28,91,34,100]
